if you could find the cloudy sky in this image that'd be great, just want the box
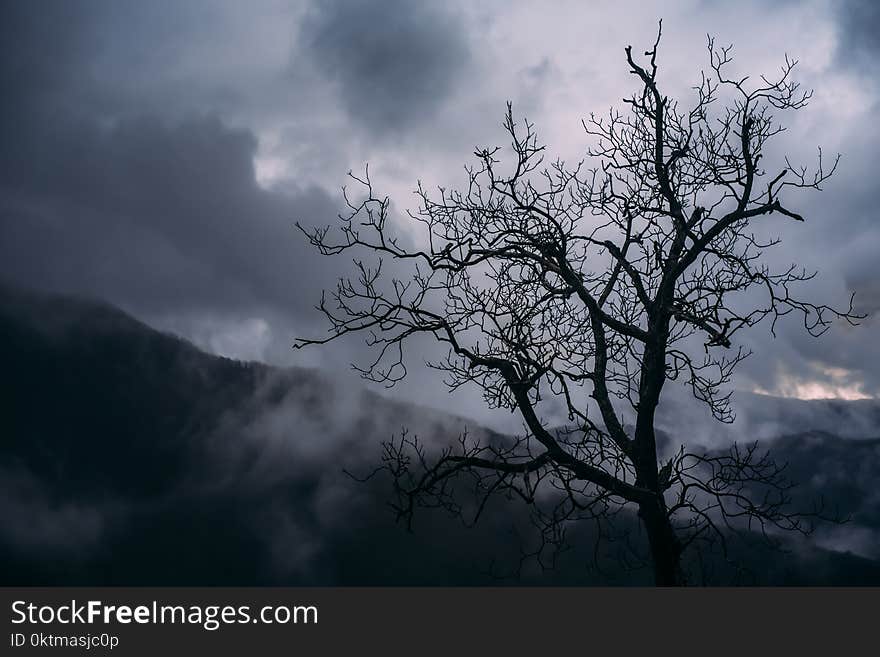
[1,0,878,425]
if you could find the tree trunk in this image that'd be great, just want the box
[640,501,683,586]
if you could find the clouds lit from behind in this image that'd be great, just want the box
[0,0,877,413]
[754,365,872,401]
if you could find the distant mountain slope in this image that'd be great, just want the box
[1,283,266,498]
[655,389,880,447]
[1,284,879,585]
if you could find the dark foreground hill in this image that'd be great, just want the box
[1,284,879,585]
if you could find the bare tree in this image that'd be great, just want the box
[296,25,861,585]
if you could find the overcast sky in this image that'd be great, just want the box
[1,0,878,425]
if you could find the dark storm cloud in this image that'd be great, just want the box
[0,0,354,341]
[0,0,224,118]
[0,1,84,110]
[297,0,472,134]
[0,111,339,320]
[833,0,880,67]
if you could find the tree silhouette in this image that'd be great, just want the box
[297,25,861,585]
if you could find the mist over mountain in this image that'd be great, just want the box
[2,284,879,585]
[655,389,880,448]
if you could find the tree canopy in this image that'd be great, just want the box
[297,24,861,585]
